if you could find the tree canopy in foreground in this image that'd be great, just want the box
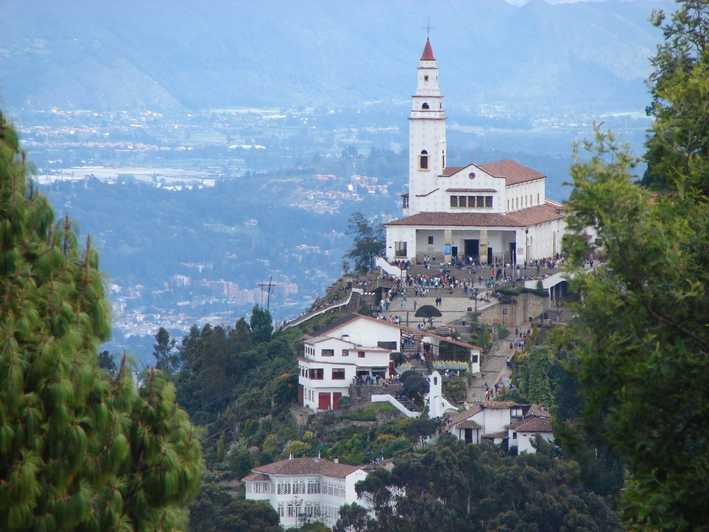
[0,113,203,530]
[561,2,708,528]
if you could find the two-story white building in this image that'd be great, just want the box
[385,37,566,265]
[298,314,401,412]
[446,401,554,453]
[243,456,368,529]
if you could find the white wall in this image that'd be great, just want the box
[345,470,368,504]
[516,217,566,261]
[517,432,555,454]
[385,225,416,260]
[415,229,446,256]
[245,473,361,529]
[325,318,400,350]
[472,408,511,435]
[505,179,545,213]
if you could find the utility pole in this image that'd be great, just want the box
[257,276,275,311]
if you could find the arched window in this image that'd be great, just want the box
[424,75,429,82]
[421,102,430,110]
[442,150,446,168]
[419,150,429,170]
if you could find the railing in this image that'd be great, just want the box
[371,394,421,418]
[375,256,407,279]
[282,288,364,331]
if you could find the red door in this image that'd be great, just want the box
[332,392,342,410]
[318,392,331,411]
[298,385,304,406]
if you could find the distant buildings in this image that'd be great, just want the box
[385,37,567,265]
[243,456,368,529]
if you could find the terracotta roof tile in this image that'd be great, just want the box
[478,160,545,186]
[242,472,269,481]
[253,457,361,478]
[482,430,507,439]
[441,166,464,177]
[309,313,400,338]
[516,416,553,433]
[385,202,564,228]
[447,404,483,426]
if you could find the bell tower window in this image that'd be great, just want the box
[421,102,429,110]
[424,75,429,82]
[419,150,429,170]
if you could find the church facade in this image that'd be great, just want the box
[385,38,566,265]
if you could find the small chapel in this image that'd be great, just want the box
[385,37,566,265]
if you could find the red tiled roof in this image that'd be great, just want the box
[516,416,553,433]
[242,472,269,481]
[478,160,545,186]
[309,313,401,338]
[385,202,564,228]
[482,430,508,439]
[420,37,435,61]
[447,404,483,426]
[441,166,464,177]
[253,457,361,478]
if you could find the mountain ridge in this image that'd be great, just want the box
[0,0,671,113]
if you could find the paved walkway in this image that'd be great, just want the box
[467,340,513,402]
[385,292,497,328]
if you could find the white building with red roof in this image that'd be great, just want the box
[298,314,401,412]
[446,401,554,453]
[243,456,368,529]
[386,37,567,265]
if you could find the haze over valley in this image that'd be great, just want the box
[1,0,667,357]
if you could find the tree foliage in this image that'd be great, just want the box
[346,437,620,532]
[250,305,273,343]
[0,112,203,529]
[642,0,708,193]
[346,212,385,273]
[563,122,708,526]
[153,326,178,373]
[189,482,280,532]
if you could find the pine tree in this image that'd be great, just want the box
[0,112,203,529]
[152,327,177,373]
[249,305,273,343]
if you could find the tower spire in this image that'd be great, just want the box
[420,37,435,61]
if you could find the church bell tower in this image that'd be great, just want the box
[408,36,447,214]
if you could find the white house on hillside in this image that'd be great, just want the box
[385,37,567,265]
[243,456,368,529]
[298,314,401,412]
[446,401,554,453]
[509,415,554,454]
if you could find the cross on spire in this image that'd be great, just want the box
[423,17,433,37]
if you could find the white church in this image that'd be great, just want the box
[385,37,566,265]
